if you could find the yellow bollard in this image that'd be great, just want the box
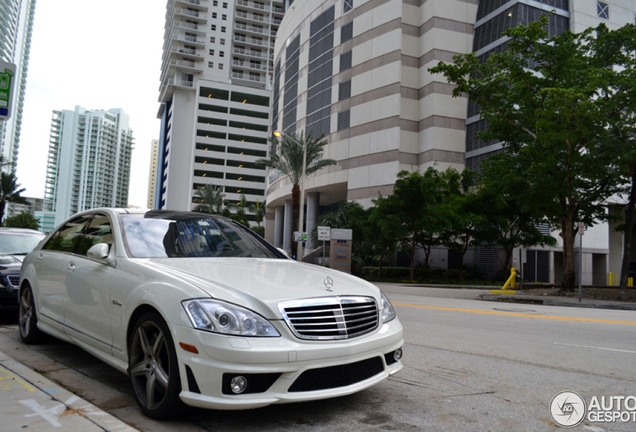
[629,277,633,287]
[489,268,517,294]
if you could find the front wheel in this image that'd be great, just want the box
[19,285,41,344]
[128,312,184,419]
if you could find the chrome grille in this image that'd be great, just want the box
[7,275,20,289]
[279,296,378,340]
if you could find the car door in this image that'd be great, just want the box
[63,213,117,354]
[33,214,93,330]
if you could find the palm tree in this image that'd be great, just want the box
[0,171,28,224]
[228,194,249,226]
[256,132,336,258]
[249,198,266,228]
[192,185,225,215]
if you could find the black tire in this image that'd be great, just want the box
[19,284,41,344]
[128,311,185,419]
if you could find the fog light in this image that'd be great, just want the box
[230,376,247,394]
[394,348,403,361]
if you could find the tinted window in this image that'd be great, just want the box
[120,214,282,259]
[78,213,113,256]
[43,215,93,253]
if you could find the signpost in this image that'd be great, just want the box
[317,226,330,266]
[0,61,16,121]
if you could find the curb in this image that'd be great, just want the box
[479,294,636,311]
[0,349,138,431]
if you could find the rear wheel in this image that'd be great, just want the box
[19,285,41,344]
[128,312,184,419]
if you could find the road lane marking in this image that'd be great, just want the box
[0,365,35,391]
[554,342,636,354]
[392,303,636,325]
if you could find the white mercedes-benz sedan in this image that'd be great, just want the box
[19,209,403,419]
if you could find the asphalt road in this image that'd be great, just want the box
[1,284,635,431]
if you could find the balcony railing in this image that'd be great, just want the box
[235,22,265,34]
[232,71,266,83]
[232,46,271,60]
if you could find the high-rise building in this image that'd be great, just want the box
[147,139,159,209]
[0,0,36,172]
[156,0,285,217]
[267,0,476,251]
[43,106,134,227]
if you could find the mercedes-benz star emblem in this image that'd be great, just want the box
[324,276,334,292]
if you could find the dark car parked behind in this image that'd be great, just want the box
[0,255,23,311]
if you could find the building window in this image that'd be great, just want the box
[338,110,350,131]
[223,2,228,8]
[220,51,225,57]
[211,24,216,31]
[343,0,353,13]
[597,1,609,19]
[221,26,226,33]
[208,61,214,68]
[219,63,224,70]
[220,38,226,45]
[340,50,352,72]
[212,12,217,18]
[209,49,215,55]
[213,0,218,5]
[339,80,351,101]
[210,36,215,43]
[341,22,353,43]
[222,14,227,20]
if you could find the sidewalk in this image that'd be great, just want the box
[479,292,636,311]
[0,349,138,432]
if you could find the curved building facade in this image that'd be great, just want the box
[266,0,477,249]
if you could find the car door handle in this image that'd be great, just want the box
[37,253,43,261]
[67,262,76,272]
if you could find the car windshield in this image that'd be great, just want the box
[0,232,45,255]
[120,213,283,259]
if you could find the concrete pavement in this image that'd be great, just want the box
[479,292,636,310]
[0,348,138,432]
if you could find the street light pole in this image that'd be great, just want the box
[274,130,306,261]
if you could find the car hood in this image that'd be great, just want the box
[143,258,380,319]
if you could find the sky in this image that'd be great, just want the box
[15,0,166,208]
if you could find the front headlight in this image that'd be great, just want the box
[182,299,280,337]
[380,291,397,323]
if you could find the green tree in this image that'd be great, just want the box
[429,18,633,291]
[193,185,226,215]
[0,171,28,224]
[477,156,557,276]
[376,169,450,281]
[228,194,250,226]
[248,198,266,228]
[3,212,40,230]
[256,132,336,258]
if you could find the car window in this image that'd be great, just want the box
[43,214,94,253]
[120,214,282,259]
[78,213,113,256]
[0,232,45,254]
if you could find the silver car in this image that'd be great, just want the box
[19,209,403,419]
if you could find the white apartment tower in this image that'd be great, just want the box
[157,0,285,216]
[44,106,134,226]
[0,0,36,171]
[147,139,159,208]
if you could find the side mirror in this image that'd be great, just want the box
[87,243,110,260]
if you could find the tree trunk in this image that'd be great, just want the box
[560,216,576,292]
[410,239,416,281]
[291,184,300,259]
[619,168,636,298]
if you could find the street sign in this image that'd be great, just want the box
[293,231,307,242]
[330,228,352,240]
[0,60,16,121]
[317,226,330,241]
[578,222,584,236]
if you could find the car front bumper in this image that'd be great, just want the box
[170,318,404,410]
